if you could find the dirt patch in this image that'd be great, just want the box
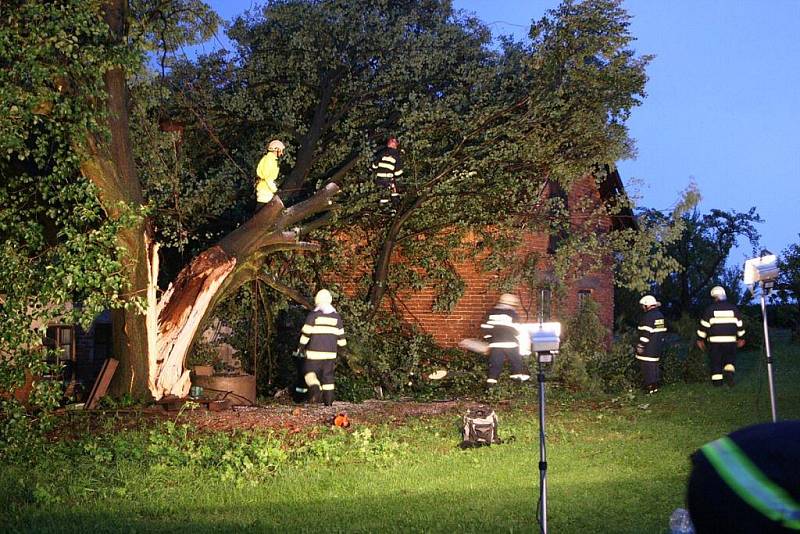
[185,398,495,433]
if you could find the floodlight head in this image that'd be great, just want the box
[528,322,562,364]
[743,252,779,286]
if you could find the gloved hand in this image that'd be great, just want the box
[635,344,644,355]
[696,339,706,351]
[737,339,746,348]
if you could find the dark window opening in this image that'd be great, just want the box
[578,289,593,306]
[539,288,552,322]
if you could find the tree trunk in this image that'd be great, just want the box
[80,0,341,399]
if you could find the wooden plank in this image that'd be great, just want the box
[85,358,118,409]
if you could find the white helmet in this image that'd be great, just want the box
[639,295,660,307]
[267,139,285,153]
[498,293,520,307]
[314,289,333,307]
[710,286,727,300]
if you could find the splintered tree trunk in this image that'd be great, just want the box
[140,188,338,400]
[82,0,340,399]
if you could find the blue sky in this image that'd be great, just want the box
[201,0,800,265]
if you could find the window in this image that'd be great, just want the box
[43,325,76,382]
[539,288,552,322]
[577,289,593,306]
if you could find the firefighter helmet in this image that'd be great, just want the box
[267,139,285,153]
[710,286,727,300]
[498,293,520,307]
[315,289,333,307]
[639,295,660,308]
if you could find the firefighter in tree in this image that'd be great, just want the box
[696,286,746,387]
[636,295,667,393]
[298,289,346,406]
[371,136,404,213]
[255,140,285,204]
[480,293,529,386]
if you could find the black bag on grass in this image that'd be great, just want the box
[460,407,501,448]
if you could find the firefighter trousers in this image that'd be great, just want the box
[709,343,736,387]
[637,358,660,388]
[304,359,336,406]
[293,355,308,403]
[487,348,527,383]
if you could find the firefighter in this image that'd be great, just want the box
[696,286,746,387]
[298,289,346,406]
[255,140,285,204]
[687,420,800,533]
[636,295,667,394]
[480,293,529,386]
[371,136,404,213]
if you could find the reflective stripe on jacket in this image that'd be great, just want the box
[299,310,346,360]
[481,307,519,349]
[697,301,745,344]
[636,308,666,358]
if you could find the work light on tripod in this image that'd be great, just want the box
[743,251,780,422]
[526,322,561,534]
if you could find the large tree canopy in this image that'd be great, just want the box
[1,0,690,403]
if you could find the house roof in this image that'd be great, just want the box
[597,165,637,231]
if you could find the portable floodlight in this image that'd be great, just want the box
[743,251,780,422]
[522,321,562,534]
[744,253,779,288]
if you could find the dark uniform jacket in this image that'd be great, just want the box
[480,307,519,349]
[299,310,346,360]
[696,301,745,345]
[636,308,667,360]
[371,147,404,189]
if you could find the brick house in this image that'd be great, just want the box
[334,166,634,347]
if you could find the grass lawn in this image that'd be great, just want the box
[2,338,798,533]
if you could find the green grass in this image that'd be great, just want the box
[2,339,799,533]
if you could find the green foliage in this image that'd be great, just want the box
[778,238,800,339]
[655,207,762,317]
[553,298,604,392]
[0,0,146,447]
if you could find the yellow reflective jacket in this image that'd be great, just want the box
[255,152,279,203]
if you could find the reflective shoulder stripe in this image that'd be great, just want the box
[638,325,655,332]
[315,316,339,326]
[639,336,650,343]
[697,330,707,338]
[654,327,667,333]
[487,314,513,324]
[635,355,660,362]
[713,310,736,318]
[337,339,347,346]
[299,335,310,345]
[700,320,711,328]
[701,436,800,528]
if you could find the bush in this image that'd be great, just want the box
[553,299,605,393]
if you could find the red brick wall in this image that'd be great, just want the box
[330,174,616,347]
